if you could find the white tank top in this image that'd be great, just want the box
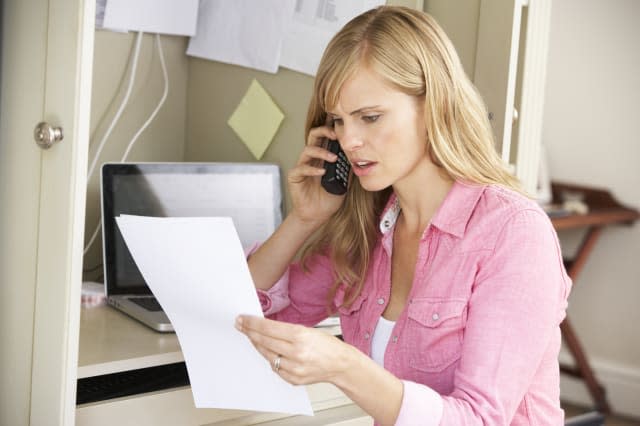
[371,316,396,366]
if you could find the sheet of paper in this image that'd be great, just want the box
[228,80,284,160]
[187,0,296,73]
[102,0,198,36]
[280,0,385,76]
[115,215,312,416]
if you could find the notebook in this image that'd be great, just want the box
[101,162,283,332]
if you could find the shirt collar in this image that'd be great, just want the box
[378,181,486,239]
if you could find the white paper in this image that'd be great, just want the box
[187,0,296,74]
[102,0,199,36]
[280,0,385,76]
[115,215,313,416]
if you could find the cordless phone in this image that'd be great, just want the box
[321,139,351,195]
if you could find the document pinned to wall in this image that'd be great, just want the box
[115,215,313,416]
[100,0,199,36]
[187,0,296,73]
[280,0,386,76]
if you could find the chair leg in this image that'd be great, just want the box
[564,411,605,426]
[560,318,611,414]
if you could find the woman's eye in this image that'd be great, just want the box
[331,118,343,127]
[362,115,380,123]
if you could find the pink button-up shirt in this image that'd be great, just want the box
[257,181,571,425]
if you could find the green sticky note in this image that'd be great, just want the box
[228,79,285,160]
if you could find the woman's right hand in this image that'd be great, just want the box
[287,125,346,227]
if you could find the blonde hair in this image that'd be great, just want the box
[302,6,524,308]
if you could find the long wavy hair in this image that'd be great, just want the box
[301,6,523,309]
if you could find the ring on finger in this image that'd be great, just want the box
[273,354,282,373]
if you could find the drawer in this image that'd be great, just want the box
[76,383,354,426]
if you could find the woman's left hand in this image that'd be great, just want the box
[235,315,352,386]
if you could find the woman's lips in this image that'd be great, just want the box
[351,160,377,177]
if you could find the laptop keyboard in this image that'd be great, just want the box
[129,297,163,311]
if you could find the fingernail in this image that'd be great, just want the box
[235,317,243,330]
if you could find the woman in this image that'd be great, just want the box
[235,6,571,425]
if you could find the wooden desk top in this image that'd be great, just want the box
[549,182,640,230]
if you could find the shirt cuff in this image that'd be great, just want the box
[395,380,443,426]
[245,242,291,316]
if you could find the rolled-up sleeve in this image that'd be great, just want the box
[245,243,291,315]
[396,380,443,426]
[245,243,336,326]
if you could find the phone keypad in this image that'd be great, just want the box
[335,150,349,187]
[321,140,351,195]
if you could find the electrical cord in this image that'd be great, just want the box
[87,31,144,182]
[83,33,169,256]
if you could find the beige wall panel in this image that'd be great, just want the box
[83,32,190,278]
[424,0,481,77]
[185,60,314,213]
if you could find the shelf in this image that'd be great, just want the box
[78,305,183,378]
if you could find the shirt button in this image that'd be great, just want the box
[377,297,385,305]
[392,335,398,343]
[364,332,370,340]
[432,313,440,321]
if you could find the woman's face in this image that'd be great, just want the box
[327,66,429,192]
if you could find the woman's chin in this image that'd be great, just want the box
[356,177,389,193]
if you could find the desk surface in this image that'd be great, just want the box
[78,305,341,379]
[78,305,183,378]
[549,182,640,230]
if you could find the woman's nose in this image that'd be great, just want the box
[339,126,364,151]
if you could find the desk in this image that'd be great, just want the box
[549,182,640,414]
[77,306,367,426]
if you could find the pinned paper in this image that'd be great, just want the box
[280,0,385,76]
[186,0,295,73]
[228,80,284,160]
[101,0,199,36]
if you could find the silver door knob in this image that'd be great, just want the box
[34,122,64,149]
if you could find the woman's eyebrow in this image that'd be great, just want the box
[327,106,382,117]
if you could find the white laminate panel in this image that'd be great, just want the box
[211,404,370,426]
[78,305,183,378]
[76,383,356,426]
[76,387,250,426]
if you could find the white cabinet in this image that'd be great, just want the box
[0,0,93,424]
[426,0,552,193]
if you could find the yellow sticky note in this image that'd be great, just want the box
[228,79,284,160]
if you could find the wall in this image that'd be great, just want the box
[83,31,189,279]
[424,0,480,78]
[185,60,313,214]
[543,0,640,417]
[185,0,423,214]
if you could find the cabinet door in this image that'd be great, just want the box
[426,0,551,193]
[0,0,94,425]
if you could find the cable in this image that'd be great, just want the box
[121,34,169,161]
[87,31,144,182]
[83,33,169,256]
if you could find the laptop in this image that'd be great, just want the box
[101,162,283,332]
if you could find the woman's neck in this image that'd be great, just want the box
[392,158,453,234]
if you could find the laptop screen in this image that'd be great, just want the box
[101,162,283,296]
